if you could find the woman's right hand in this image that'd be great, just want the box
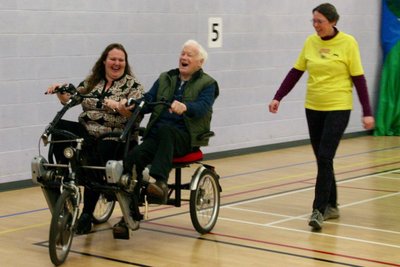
[46,83,71,104]
[46,83,64,94]
[269,100,280,113]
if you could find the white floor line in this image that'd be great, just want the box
[267,224,400,249]
[223,186,314,208]
[223,169,399,209]
[225,204,400,235]
[217,216,400,249]
[374,174,400,180]
[219,169,400,248]
[336,191,400,209]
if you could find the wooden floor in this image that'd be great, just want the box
[1,135,400,267]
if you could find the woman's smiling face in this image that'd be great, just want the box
[103,48,126,81]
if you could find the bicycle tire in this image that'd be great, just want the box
[49,189,77,266]
[189,169,220,234]
[92,193,115,224]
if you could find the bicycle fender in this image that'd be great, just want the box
[190,165,207,190]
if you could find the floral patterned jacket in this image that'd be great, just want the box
[77,74,144,140]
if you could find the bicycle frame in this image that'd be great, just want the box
[31,90,157,225]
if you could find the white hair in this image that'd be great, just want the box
[182,39,208,64]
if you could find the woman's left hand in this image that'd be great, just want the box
[362,116,375,130]
[103,99,119,112]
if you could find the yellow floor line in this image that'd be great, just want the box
[0,222,49,235]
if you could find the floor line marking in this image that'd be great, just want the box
[217,217,400,249]
[0,222,49,235]
[223,169,400,208]
[225,206,400,235]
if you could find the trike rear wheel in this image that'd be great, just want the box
[189,169,220,234]
[92,193,115,224]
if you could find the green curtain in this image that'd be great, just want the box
[374,0,400,136]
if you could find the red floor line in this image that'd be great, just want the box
[146,221,400,267]
[300,180,399,193]
[222,161,400,199]
[210,232,400,267]
[335,184,398,193]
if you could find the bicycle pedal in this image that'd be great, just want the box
[112,227,130,240]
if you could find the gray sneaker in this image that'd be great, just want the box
[323,205,340,220]
[308,209,323,230]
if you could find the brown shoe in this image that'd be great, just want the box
[146,180,168,204]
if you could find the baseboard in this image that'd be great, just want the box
[0,179,37,192]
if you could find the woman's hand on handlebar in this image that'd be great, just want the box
[120,98,135,110]
[104,98,135,118]
[46,83,71,104]
[103,99,119,112]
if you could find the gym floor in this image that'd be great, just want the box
[1,135,399,266]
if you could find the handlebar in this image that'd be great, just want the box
[42,83,108,140]
[42,86,171,147]
[44,83,77,95]
[126,97,171,109]
[119,98,171,141]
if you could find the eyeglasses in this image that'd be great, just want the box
[311,19,328,25]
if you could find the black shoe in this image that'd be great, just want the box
[76,213,92,235]
[146,180,168,204]
[308,209,323,231]
[112,218,129,240]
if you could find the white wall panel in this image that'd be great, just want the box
[0,0,381,183]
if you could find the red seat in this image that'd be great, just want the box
[172,150,203,164]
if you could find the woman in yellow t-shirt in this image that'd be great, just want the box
[268,3,375,231]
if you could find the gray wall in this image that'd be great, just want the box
[0,0,381,184]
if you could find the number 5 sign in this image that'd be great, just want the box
[208,17,223,48]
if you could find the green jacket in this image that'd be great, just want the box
[144,68,219,147]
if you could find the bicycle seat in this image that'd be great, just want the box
[172,150,203,164]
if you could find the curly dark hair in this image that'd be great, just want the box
[85,43,133,92]
[313,3,340,24]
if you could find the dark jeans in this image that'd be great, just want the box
[305,109,350,213]
[124,124,191,182]
[51,120,128,215]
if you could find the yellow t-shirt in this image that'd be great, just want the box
[294,32,364,111]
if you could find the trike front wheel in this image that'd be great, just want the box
[49,189,78,266]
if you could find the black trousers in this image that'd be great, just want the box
[305,109,350,213]
[124,124,191,182]
[51,120,127,215]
